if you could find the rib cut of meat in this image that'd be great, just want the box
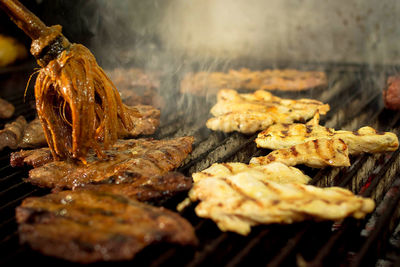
[16,190,197,263]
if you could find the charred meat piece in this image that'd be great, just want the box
[81,172,193,204]
[16,190,197,263]
[180,68,327,96]
[186,170,374,235]
[106,68,164,108]
[0,115,27,150]
[0,97,15,119]
[119,105,160,138]
[250,138,350,168]
[206,89,329,134]
[383,75,400,110]
[10,147,53,168]
[255,118,399,155]
[19,117,47,148]
[24,136,194,190]
[0,116,47,152]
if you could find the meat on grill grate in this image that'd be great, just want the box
[206,89,330,134]
[80,171,193,204]
[250,138,351,168]
[255,120,399,154]
[1,64,400,266]
[15,189,198,263]
[0,97,15,119]
[19,136,194,190]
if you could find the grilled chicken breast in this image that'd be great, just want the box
[255,121,399,155]
[192,162,311,184]
[187,171,374,235]
[250,138,351,168]
[206,89,329,134]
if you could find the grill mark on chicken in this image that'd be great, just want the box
[206,89,329,134]
[186,169,375,235]
[256,122,399,156]
[222,162,234,173]
[251,138,350,168]
[222,177,263,208]
[290,146,299,157]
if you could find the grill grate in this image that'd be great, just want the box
[0,64,400,266]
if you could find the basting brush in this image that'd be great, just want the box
[0,0,135,162]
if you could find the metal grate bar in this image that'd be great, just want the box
[351,176,400,266]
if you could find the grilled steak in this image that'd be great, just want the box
[383,75,400,110]
[106,68,164,108]
[0,97,15,119]
[19,118,47,148]
[120,105,161,138]
[23,136,194,190]
[81,172,193,204]
[10,147,52,168]
[180,68,327,96]
[6,104,159,152]
[0,115,27,150]
[16,190,197,263]
[0,117,47,151]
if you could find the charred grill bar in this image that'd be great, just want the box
[0,63,399,266]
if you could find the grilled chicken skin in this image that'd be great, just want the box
[255,121,399,155]
[250,138,351,168]
[206,89,329,134]
[187,171,374,235]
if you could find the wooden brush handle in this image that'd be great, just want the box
[0,0,49,40]
[0,0,71,66]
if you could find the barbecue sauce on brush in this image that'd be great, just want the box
[0,0,136,163]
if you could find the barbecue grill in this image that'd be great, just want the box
[1,1,400,266]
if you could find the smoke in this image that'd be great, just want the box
[33,0,400,122]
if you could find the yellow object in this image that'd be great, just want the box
[0,34,27,67]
